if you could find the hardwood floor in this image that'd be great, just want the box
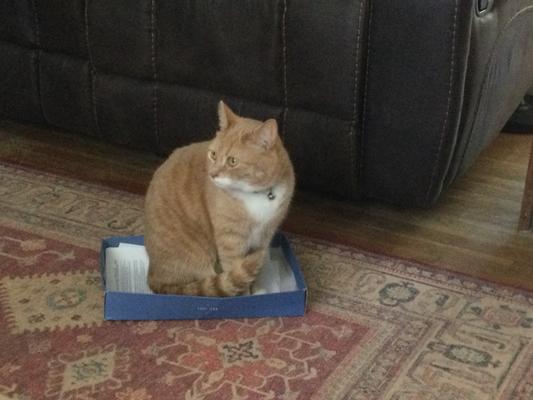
[519,140,533,230]
[286,133,533,291]
[1,120,532,290]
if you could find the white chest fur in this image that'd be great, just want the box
[233,185,287,249]
[234,185,286,222]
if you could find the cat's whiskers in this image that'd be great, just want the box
[212,176,276,201]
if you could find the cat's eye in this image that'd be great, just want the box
[208,150,216,162]
[227,156,239,167]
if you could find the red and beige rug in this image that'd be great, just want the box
[1,162,533,400]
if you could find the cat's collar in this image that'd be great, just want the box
[252,186,276,201]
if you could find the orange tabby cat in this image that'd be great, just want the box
[144,101,295,296]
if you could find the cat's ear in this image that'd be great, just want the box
[243,119,278,150]
[218,101,238,131]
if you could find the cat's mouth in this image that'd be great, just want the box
[212,176,265,193]
[211,176,233,188]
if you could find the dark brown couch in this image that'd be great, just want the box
[1,0,533,207]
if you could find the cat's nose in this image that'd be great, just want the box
[210,167,223,179]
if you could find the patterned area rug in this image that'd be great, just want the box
[1,162,533,400]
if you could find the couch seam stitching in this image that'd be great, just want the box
[150,0,160,151]
[426,0,459,202]
[360,0,373,187]
[30,0,46,123]
[281,0,288,140]
[84,0,102,138]
[349,0,365,196]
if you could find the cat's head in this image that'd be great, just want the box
[207,101,285,192]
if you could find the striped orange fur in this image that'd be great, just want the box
[144,101,295,296]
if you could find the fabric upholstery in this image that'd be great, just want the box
[1,0,532,207]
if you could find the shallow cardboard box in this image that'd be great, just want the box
[99,233,307,320]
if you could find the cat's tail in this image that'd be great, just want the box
[154,250,264,297]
